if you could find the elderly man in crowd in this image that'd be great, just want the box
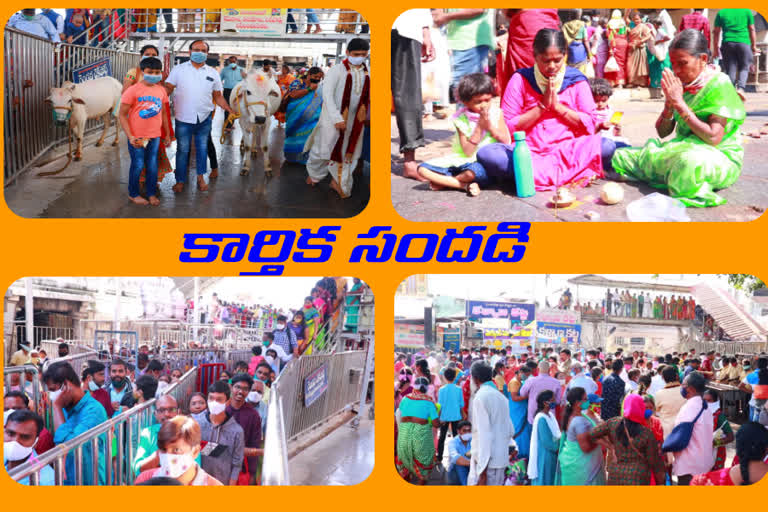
[671,371,714,485]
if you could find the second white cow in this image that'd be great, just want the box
[229,70,281,175]
[46,76,123,161]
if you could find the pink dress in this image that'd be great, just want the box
[501,72,603,190]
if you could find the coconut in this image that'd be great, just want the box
[600,182,624,205]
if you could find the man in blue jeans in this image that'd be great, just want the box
[165,39,235,192]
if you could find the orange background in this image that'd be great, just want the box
[1,2,767,496]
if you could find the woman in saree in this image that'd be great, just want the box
[611,29,746,207]
[647,16,673,99]
[692,421,768,485]
[590,17,610,78]
[123,44,174,191]
[557,387,605,485]
[562,9,593,77]
[507,365,533,459]
[396,376,440,484]
[627,11,652,87]
[605,9,629,87]
[300,296,320,355]
[477,29,610,192]
[344,277,363,333]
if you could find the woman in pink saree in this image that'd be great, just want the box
[478,28,609,191]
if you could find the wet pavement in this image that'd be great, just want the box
[288,416,374,485]
[6,108,369,218]
[392,89,768,222]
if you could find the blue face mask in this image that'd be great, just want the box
[680,386,689,399]
[644,409,653,419]
[190,51,207,64]
[144,73,162,84]
[229,63,237,69]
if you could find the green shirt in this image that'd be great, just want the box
[715,9,754,45]
[445,9,495,52]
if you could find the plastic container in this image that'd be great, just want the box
[626,193,690,222]
[512,131,536,197]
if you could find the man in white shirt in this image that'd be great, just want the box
[467,362,514,486]
[165,39,234,193]
[648,364,667,395]
[392,9,434,181]
[672,371,713,485]
[566,362,598,395]
[305,38,370,198]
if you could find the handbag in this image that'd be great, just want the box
[604,56,620,73]
[237,455,251,485]
[662,402,706,453]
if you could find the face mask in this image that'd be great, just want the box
[309,78,321,84]
[680,387,689,399]
[348,56,366,66]
[460,433,472,442]
[190,51,207,64]
[141,55,155,61]
[159,452,195,478]
[208,400,226,415]
[4,439,37,461]
[157,381,170,393]
[88,381,101,392]
[143,73,162,85]
[644,409,653,419]
[277,323,286,330]
[265,356,275,365]
[580,401,590,411]
[229,63,237,69]
[48,387,64,403]
[191,411,207,422]
[23,14,35,21]
[549,402,558,411]
[247,391,262,403]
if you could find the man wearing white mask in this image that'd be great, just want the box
[271,314,299,361]
[467,361,514,486]
[304,37,370,198]
[4,410,55,485]
[247,379,268,435]
[228,373,263,485]
[197,380,245,485]
[4,391,55,455]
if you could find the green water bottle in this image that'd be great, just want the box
[512,131,535,197]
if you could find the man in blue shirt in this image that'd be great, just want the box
[43,361,108,485]
[437,367,465,462]
[7,9,60,42]
[272,315,299,360]
[4,409,56,485]
[220,55,246,103]
[566,361,597,395]
[447,420,472,485]
[741,357,767,421]
[40,9,64,41]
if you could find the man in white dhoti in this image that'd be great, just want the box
[304,38,370,198]
[466,361,515,486]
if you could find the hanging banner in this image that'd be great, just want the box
[537,308,581,325]
[220,8,288,37]
[467,301,535,346]
[482,326,532,349]
[440,327,461,352]
[536,322,582,346]
[394,322,424,348]
[466,301,535,324]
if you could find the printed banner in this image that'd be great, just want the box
[466,300,535,324]
[303,363,328,407]
[440,327,461,352]
[537,308,581,325]
[482,326,532,349]
[72,57,112,84]
[220,8,288,37]
[536,322,582,345]
[394,322,424,348]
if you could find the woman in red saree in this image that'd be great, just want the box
[692,422,767,485]
[605,10,629,87]
[497,9,560,95]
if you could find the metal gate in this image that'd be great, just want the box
[4,28,139,185]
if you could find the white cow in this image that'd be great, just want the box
[46,76,122,161]
[229,70,281,175]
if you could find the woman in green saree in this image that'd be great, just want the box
[396,376,440,484]
[344,278,363,333]
[557,387,605,485]
[611,29,746,207]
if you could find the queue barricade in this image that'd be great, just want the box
[225,349,253,372]
[162,368,198,413]
[160,348,224,373]
[197,363,226,393]
[3,364,43,418]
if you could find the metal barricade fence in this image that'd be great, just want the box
[3,364,43,417]
[224,349,253,371]
[6,367,197,485]
[4,29,139,185]
[39,340,95,358]
[160,348,225,372]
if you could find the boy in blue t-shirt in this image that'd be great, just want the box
[64,13,88,45]
[437,367,466,462]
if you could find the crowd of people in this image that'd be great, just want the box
[6,9,367,42]
[393,9,761,207]
[394,345,768,485]
[4,277,368,485]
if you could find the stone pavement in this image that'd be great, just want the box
[6,108,369,218]
[391,88,768,222]
[288,416,374,485]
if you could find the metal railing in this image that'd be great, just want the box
[686,340,768,356]
[38,339,95,358]
[125,9,368,37]
[6,367,196,485]
[3,364,43,417]
[4,28,139,185]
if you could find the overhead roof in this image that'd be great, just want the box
[691,283,767,341]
